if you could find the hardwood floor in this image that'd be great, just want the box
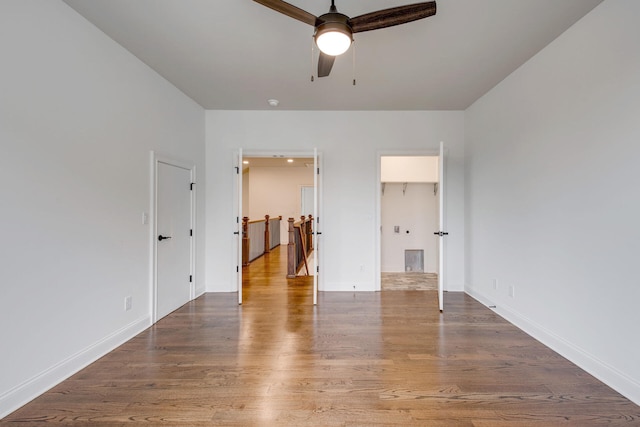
[3,246,639,425]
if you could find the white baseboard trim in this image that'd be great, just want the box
[0,315,151,419]
[465,287,640,406]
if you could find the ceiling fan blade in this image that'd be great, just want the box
[350,1,436,33]
[318,52,336,78]
[252,0,317,26]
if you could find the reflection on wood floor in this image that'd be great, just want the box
[4,245,638,425]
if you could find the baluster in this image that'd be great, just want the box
[308,215,314,252]
[300,216,307,255]
[287,218,296,278]
[242,217,250,266]
[297,218,309,276]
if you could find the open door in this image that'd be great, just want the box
[236,148,243,304]
[436,142,447,312]
[313,148,320,305]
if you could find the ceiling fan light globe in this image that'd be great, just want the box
[316,31,351,56]
[314,19,352,56]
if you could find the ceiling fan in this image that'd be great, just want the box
[253,0,437,78]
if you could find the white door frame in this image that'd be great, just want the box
[236,149,243,304]
[313,147,320,305]
[150,151,196,323]
[235,149,323,304]
[437,141,446,312]
[375,149,442,292]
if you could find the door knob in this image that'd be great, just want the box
[158,235,172,241]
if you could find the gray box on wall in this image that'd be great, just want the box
[405,249,424,272]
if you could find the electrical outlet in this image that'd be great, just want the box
[508,286,515,298]
[124,296,132,311]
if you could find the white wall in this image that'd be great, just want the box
[465,0,640,405]
[206,111,465,292]
[381,156,439,182]
[381,183,439,273]
[247,166,314,244]
[0,1,205,417]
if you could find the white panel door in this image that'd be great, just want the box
[301,186,314,217]
[156,161,192,320]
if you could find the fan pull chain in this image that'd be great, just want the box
[311,37,315,82]
[352,40,357,86]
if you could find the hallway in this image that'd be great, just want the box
[4,246,637,425]
[241,243,314,306]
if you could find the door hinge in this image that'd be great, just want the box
[190,229,193,236]
[235,166,239,174]
[317,167,320,175]
[189,275,193,283]
[236,266,239,273]
[190,182,195,190]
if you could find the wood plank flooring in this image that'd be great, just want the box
[3,246,639,425]
[381,272,438,290]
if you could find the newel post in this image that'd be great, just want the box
[287,217,296,278]
[264,215,271,254]
[242,217,250,267]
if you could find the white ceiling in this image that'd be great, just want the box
[62,0,603,110]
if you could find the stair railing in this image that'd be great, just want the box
[242,215,282,266]
[287,215,314,278]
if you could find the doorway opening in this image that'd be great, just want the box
[236,152,320,305]
[379,156,440,291]
[376,145,447,312]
